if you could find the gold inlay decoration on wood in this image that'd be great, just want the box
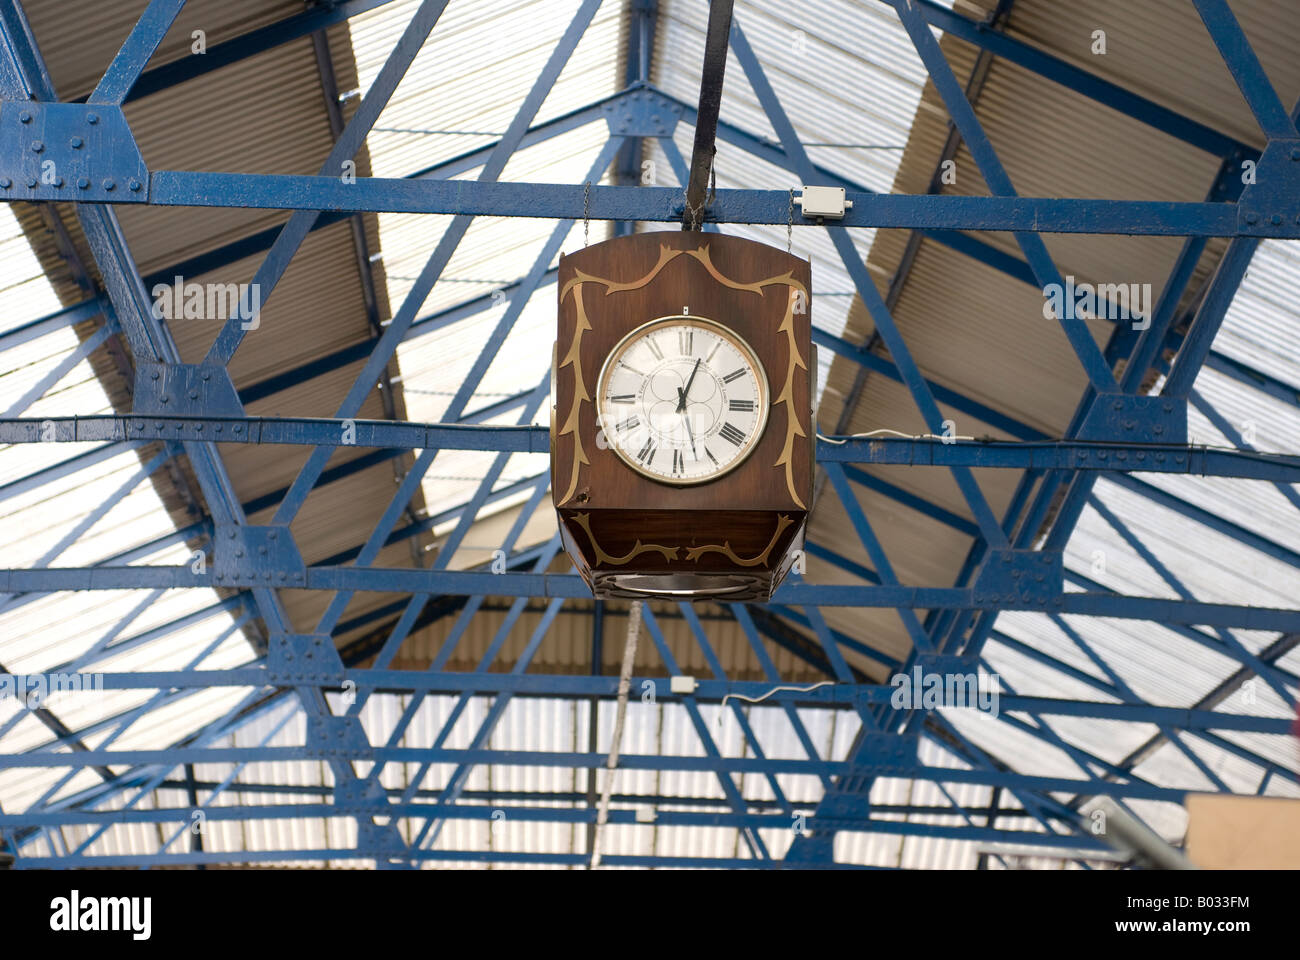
[683,515,795,567]
[571,512,679,565]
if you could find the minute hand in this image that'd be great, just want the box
[677,358,702,413]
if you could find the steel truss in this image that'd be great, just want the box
[0,0,1297,869]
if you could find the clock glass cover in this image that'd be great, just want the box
[596,315,769,484]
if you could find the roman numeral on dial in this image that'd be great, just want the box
[615,416,639,433]
[719,422,746,446]
[679,330,693,355]
[671,449,684,475]
[728,399,755,412]
[645,336,664,361]
[609,394,635,404]
[637,438,656,464]
[722,368,745,384]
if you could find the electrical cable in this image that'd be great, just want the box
[818,428,976,443]
[718,681,835,717]
[815,428,1299,461]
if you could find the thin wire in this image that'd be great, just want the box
[719,681,835,717]
[818,428,977,444]
[583,181,591,247]
[787,188,794,253]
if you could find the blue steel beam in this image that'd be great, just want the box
[1031,97,1297,574]
[0,324,113,419]
[825,0,1017,471]
[1085,494,1297,707]
[823,462,932,653]
[934,238,1229,675]
[13,577,505,813]
[0,744,1204,802]
[67,688,295,859]
[611,0,657,237]
[0,299,104,352]
[111,782,1066,819]
[680,602,806,800]
[1192,0,1298,141]
[379,521,564,852]
[729,19,1009,552]
[203,0,452,367]
[729,605,837,790]
[664,89,1039,285]
[882,0,1252,158]
[0,448,171,613]
[889,0,1119,394]
[269,0,605,532]
[0,0,417,866]
[357,535,564,804]
[2,92,1282,418]
[0,803,1108,854]
[87,0,186,105]
[1191,389,1300,514]
[7,418,1299,482]
[917,716,1097,846]
[6,566,1300,630]
[640,606,771,859]
[5,0,1294,868]
[933,140,1276,670]
[24,616,252,808]
[1044,616,1231,791]
[760,603,900,671]
[1065,564,1300,690]
[915,161,1295,848]
[12,670,1291,734]
[806,210,1289,859]
[11,848,883,870]
[134,174,1259,236]
[118,0,402,104]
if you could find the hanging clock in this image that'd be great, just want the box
[551,231,814,601]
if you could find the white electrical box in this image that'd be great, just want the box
[795,186,853,219]
[669,675,698,695]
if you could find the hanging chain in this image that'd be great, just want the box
[683,149,717,233]
[583,180,591,247]
[683,186,702,232]
[787,188,795,253]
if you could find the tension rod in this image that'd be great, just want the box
[681,0,734,231]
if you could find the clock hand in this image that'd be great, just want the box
[677,358,702,413]
[683,413,697,457]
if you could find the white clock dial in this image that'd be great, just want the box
[596,316,769,484]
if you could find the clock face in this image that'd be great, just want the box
[596,315,769,484]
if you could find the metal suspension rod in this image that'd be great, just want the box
[681,0,733,230]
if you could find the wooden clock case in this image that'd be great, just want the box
[551,231,814,601]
